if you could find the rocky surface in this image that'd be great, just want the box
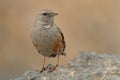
[12,52,120,80]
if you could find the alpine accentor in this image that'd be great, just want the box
[31,9,66,72]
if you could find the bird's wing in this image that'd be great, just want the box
[57,27,66,52]
[51,26,66,55]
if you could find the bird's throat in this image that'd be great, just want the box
[43,24,52,29]
[44,25,51,28]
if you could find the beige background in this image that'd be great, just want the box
[0,0,120,79]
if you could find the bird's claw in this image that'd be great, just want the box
[40,67,46,73]
[48,66,56,72]
[36,67,46,73]
[46,64,58,72]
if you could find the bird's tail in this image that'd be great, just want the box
[61,52,66,56]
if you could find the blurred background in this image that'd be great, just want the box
[0,0,120,79]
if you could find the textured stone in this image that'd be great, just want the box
[12,52,120,80]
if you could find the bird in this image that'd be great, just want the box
[31,9,66,72]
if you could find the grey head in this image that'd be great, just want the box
[36,9,58,25]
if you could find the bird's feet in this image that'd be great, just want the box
[40,67,46,72]
[36,67,46,73]
[46,64,58,72]
[36,64,58,73]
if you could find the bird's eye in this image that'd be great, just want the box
[42,13,47,16]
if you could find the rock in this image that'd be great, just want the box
[12,52,120,80]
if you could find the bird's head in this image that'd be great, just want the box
[37,9,58,25]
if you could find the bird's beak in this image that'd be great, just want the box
[50,13,58,16]
[54,13,58,15]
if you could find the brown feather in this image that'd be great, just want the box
[52,27,66,55]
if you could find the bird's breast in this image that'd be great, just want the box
[31,26,58,47]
